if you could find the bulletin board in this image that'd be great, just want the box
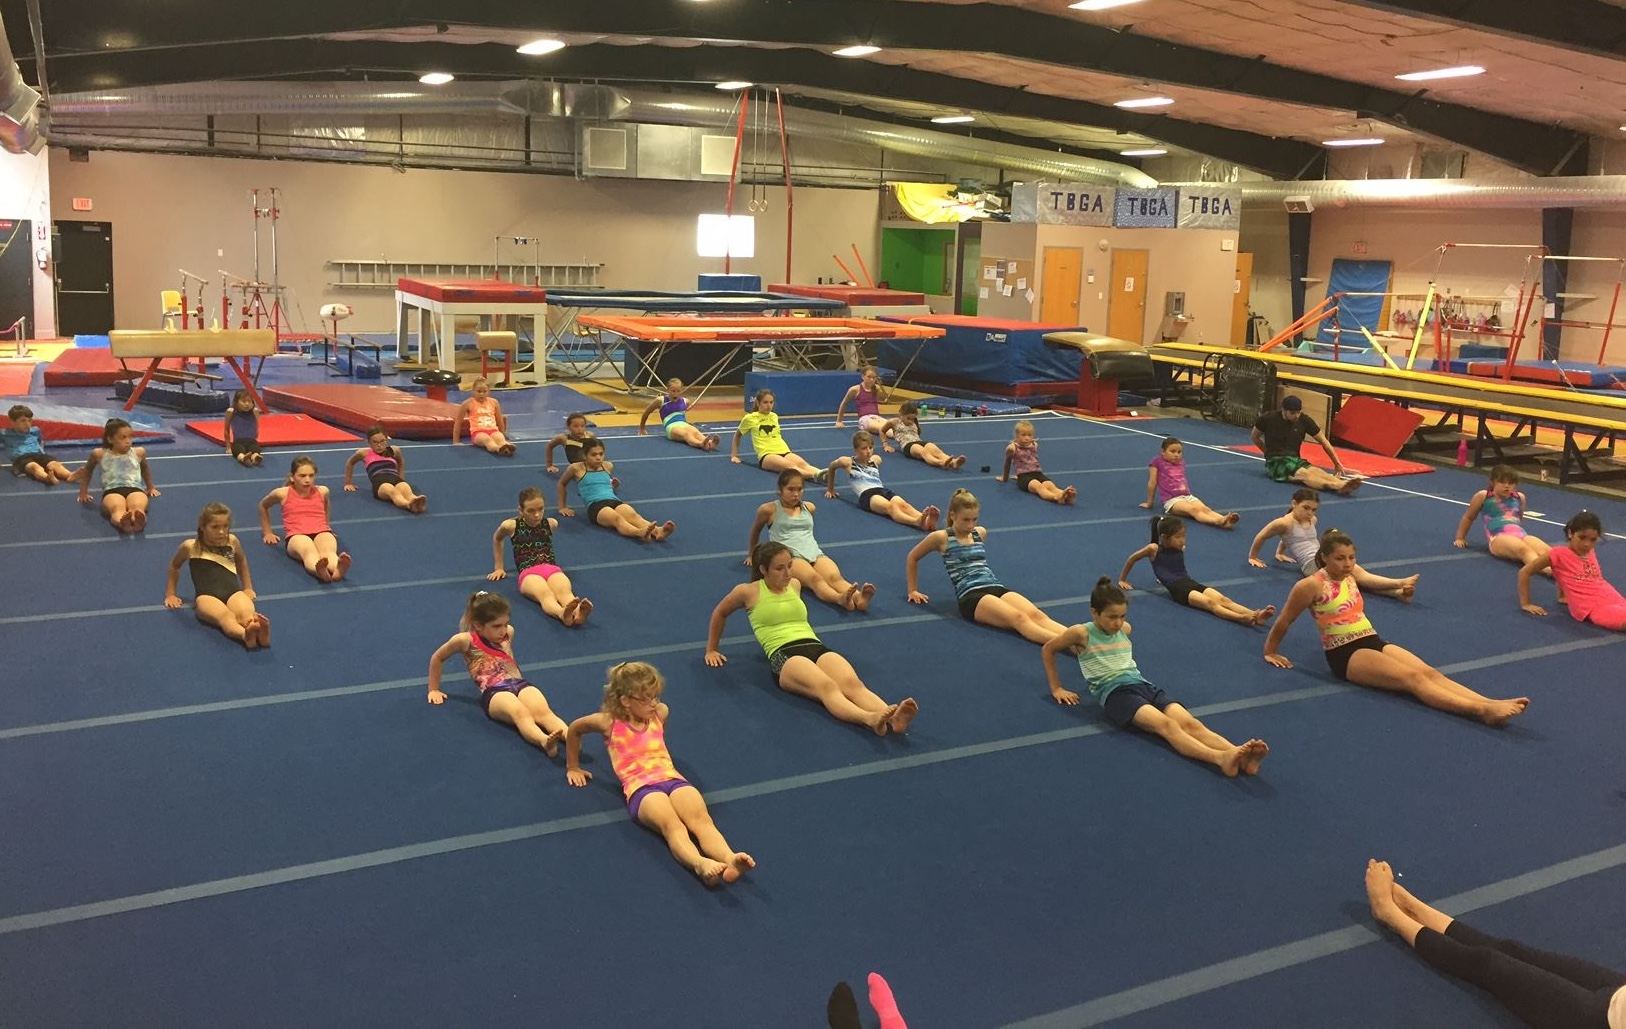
[977,257,1034,301]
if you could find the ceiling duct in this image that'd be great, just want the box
[1179,177,1626,209]
[0,10,43,154]
[48,81,628,119]
[614,89,1155,188]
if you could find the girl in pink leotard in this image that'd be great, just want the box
[453,377,516,456]
[1518,510,1626,631]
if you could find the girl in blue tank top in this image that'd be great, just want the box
[823,431,940,532]
[746,468,875,612]
[557,437,676,543]
[905,488,1069,645]
[1119,516,1275,626]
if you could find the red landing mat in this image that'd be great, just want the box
[43,347,190,387]
[0,362,34,395]
[262,384,457,439]
[185,414,360,447]
[396,278,548,303]
[1230,442,1434,477]
[1329,395,1424,459]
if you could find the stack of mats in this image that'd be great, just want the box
[874,314,1088,394]
[262,384,456,440]
[185,414,361,447]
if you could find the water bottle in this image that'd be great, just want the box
[1456,439,1468,467]
[979,404,988,416]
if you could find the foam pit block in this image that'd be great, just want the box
[744,370,861,414]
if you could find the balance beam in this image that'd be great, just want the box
[110,329,276,412]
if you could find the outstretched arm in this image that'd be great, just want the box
[1041,625,1089,705]
[233,535,255,596]
[704,586,750,664]
[1119,544,1155,589]
[556,467,578,517]
[490,520,515,579]
[136,448,159,495]
[565,712,613,786]
[1140,466,1158,508]
[745,503,773,565]
[451,402,466,445]
[834,386,856,427]
[904,532,944,602]
[1247,517,1286,567]
[342,450,363,491]
[1454,491,1487,547]
[77,448,102,503]
[426,634,467,703]
[164,543,189,607]
[997,444,1014,483]
[258,490,282,544]
[637,397,661,435]
[729,427,745,464]
[1312,430,1345,475]
[824,456,849,499]
[1517,551,1554,615]
[1263,579,1316,668]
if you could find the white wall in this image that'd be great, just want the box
[46,150,884,333]
[0,146,56,338]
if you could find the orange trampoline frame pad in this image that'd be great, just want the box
[576,315,944,342]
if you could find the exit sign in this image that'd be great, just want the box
[71,197,93,211]
[1352,240,1368,254]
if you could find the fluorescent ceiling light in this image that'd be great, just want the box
[1322,137,1386,147]
[1114,96,1173,109]
[931,115,975,124]
[1395,65,1484,82]
[1119,148,1167,156]
[418,72,454,85]
[516,39,566,56]
[1069,0,1147,9]
[833,45,881,57]
[715,80,753,90]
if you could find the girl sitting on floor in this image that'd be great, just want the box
[834,366,891,434]
[730,388,826,481]
[452,376,516,457]
[164,502,269,649]
[557,437,675,542]
[489,486,592,627]
[427,591,568,757]
[881,400,965,470]
[342,424,426,513]
[638,377,720,452]
[824,430,939,532]
[1120,515,1274,627]
[1248,488,1419,600]
[77,418,159,534]
[259,455,350,582]
[996,420,1076,505]
[1518,510,1625,631]
[1139,436,1238,528]
[746,469,874,612]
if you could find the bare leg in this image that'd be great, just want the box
[917,442,955,468]
[973,592,1067,645]
[1347,645,1529,725]
[1186,590,1259,626]
[793,557,850,607]
[635,791,730,886]
[194,595,251,646]
[486,688,566,756]
[1169,497,1239,529]
[1295,465,1362,495]
[599,503,654,540]
[778,657,895,733]
[125,492,150,531]
[101,493,132,531]
[1353,563,1419,601]
[286,536,326,579]
[668,786,754,882]
[1131,705,1248,776]
[815,651,897,716]
[520,572,569,623]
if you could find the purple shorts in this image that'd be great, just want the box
[517,563,563,587]
[627,778,692,822]
[478,679,531,716]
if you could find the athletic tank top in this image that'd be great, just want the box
[561,436,586,464]
[1075,623,1143,702]
[943,528,1002,598]
[99,450,143,490]
[891,419,921,447]
[228,410,258,440]
[1149,544,1191,588]
[769,501,822,562]
[1283,518,1320,568]
[1311,570,1376,651]
[281,486,330,537]
[847,458,884,500]
[464,631,525,694]
[854,384,880,420]
[363,447,401,483]
[1548,545,1625,621]
[575,469,617,506]
[607,715,681,798]
[1009,443,1041,476]
[510,515,557,570]
[660,395,689,429]
[1481,493,1524,538]
[466,397,499,432]
[748,579,817,656]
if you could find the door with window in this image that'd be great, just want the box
[54,220,114,335]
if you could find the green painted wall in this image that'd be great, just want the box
[880,227,956,294]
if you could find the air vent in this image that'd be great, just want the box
[584,127,629,171]
[700,135,737,177]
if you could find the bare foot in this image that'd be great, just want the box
[241,626,260,650]
[1338,476,1364,495]
[919,505,940,532]
[953,455,967,470]
[1240,739,1270,775]
[116,510,138,533]
[1060,485,1078,505]
[542,726,565,759]
[721,852,755,883]
[842,583,861,612]
[255,614,271,647]
[856,582,876,612]
[1222,511,1240,529]
[697,860,729,887]
[1366,859,1407,932]
[314,556,334,582]
[129,509,147,532]
[1390,879,1453,935]
[334,552,352,581]
[1218,745,1246,778]
[872,706,896,736]
[561,598,583,627]
[658,520,676,541]
[889,697,919,734]
[1252,605,1277,627]
[703,434,720,450]
[574,598,594,626]
[499,443,517,457]
[409,495,428,514]
[1480,697,1530,727]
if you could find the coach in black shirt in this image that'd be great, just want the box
[1251,395,1362,494]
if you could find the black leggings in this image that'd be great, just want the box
[1414,920,1623,1028]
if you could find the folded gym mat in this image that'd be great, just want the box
[186,414,361,447]
[44,346,189,387]
[1230,442,1434,477]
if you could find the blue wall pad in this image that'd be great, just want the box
[1457,343,1508,359]
[915,395,1031,417]
[874,318,1086,385]
[698,273,763,291]
[0,398,172,446]
[743,370,860,414]
[113,380,231,413]
[72,334,111,348]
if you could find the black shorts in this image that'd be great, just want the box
[103,486,143,499]
[1016,471,1051,491]
[1325,634,1387,681]
[1100,680,1174,728]
[957,584,1009,620]
[767,639,829,682]
[230,439,261,458]
[11,452,51,474]
[858,487,896,510]
[901,440,926,458]
[369,472,403,498]
[1160,577,1206,607]
[587,498,623,522]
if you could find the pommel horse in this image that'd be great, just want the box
[109,329,277,412]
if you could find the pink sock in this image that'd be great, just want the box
[867,972,907,1029]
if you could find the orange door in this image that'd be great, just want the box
[1107,249,1149,342]
[1039,247,1082,325]
[1231,252,1254,347]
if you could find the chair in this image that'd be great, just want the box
[160,289,184,330]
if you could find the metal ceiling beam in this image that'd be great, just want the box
[36,39,1328,179]
[1329,0,1626,61]
[10,0,1583,174]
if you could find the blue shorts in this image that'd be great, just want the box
[858,487,896,510]
[1100,680,1174,728]
[627,778,692,822]
[479,679,532,716]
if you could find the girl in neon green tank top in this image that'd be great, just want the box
[705,541,918,736]
[565,662,754,888]
[1264,530,1530,726]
